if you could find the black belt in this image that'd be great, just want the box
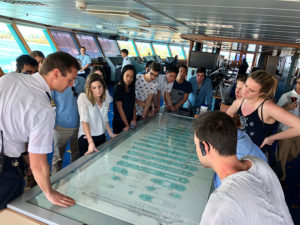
[0,130,26,176]
[1,155,26,177]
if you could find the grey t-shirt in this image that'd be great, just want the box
[200,156,294,225]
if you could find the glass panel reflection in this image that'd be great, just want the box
[17,25,54,56]
[152,43,170,59]
[0,22,23,73]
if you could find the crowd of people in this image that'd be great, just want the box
[0,48,299,224]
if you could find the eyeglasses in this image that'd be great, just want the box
[149,71,159,78]
[71,87,78,97]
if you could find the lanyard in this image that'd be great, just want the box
[0,130,3,155]
[45,92,56,108]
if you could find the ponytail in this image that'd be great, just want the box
[249,70,277,99]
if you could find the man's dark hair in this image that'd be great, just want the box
[91,65,106,79]
[167,66,179,74]
[179,64,188,70]
[16,55,38,73]
[30,50,45,59]
[196,67,206,74]
[121,49,128,55]
[146,60,154,68]
[194,111,237,156]
[40,51,80,77]
[148,62,161,73]
[80,46,86,50]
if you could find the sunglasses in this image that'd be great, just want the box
[71,87,78,97]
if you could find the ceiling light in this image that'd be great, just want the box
[0,0,48,6]
[142,24,178,32]
[185,22,233,29]
[82,10,150,23]
[278,0,300,2]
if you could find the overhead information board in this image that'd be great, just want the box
[50,30,79,56]
[97,37,120,57]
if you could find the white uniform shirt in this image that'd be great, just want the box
[0,72,55,157]
[77,93,110,137]
[157,74,174,96]
[135,75,158,116]
[200,156,294,225]
[277,89,300,131]
[121,56,132,70]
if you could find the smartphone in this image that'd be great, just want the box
[291,97,297,102]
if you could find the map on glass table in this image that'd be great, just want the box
[29,114,214,225]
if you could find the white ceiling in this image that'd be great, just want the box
[1,0,300,47]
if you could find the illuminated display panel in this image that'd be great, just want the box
[0,22,23,73]
[10,113,213,225]
[117,40,137,57]
[97,37,120,57]
[135,42,153,58]
[18,25,54,56]
[169,45,185,59]
[50,30,79,57]
[76,33,103,58]
[152,43,170,59]
[184,46,190,59]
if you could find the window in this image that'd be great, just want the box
[230,52,236,61]
[246,53,254,73]
[220,51,230,60]
[17,25,54,56]
[76,33,103,58]
[50,30,79,57]
[169,45,185,59]
[97,37,120,57]
[135,42,153,58]
[117,40,137,57]
[184,46,190,59]
[152,43,170,59]
[0,22,23,73]
[231,42,238,51]
[247,44,256,52]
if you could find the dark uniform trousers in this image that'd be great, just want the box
[0,156,25,209]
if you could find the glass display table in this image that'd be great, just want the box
[8,113,214,225]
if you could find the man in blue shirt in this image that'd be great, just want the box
[187,67,213,112]
[77,46,91,79]
[51,76,85,173]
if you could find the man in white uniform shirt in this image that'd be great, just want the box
[194,111,293,225]
[121,49,132,70]
[0,51,80,209]
[277,75,300,180]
